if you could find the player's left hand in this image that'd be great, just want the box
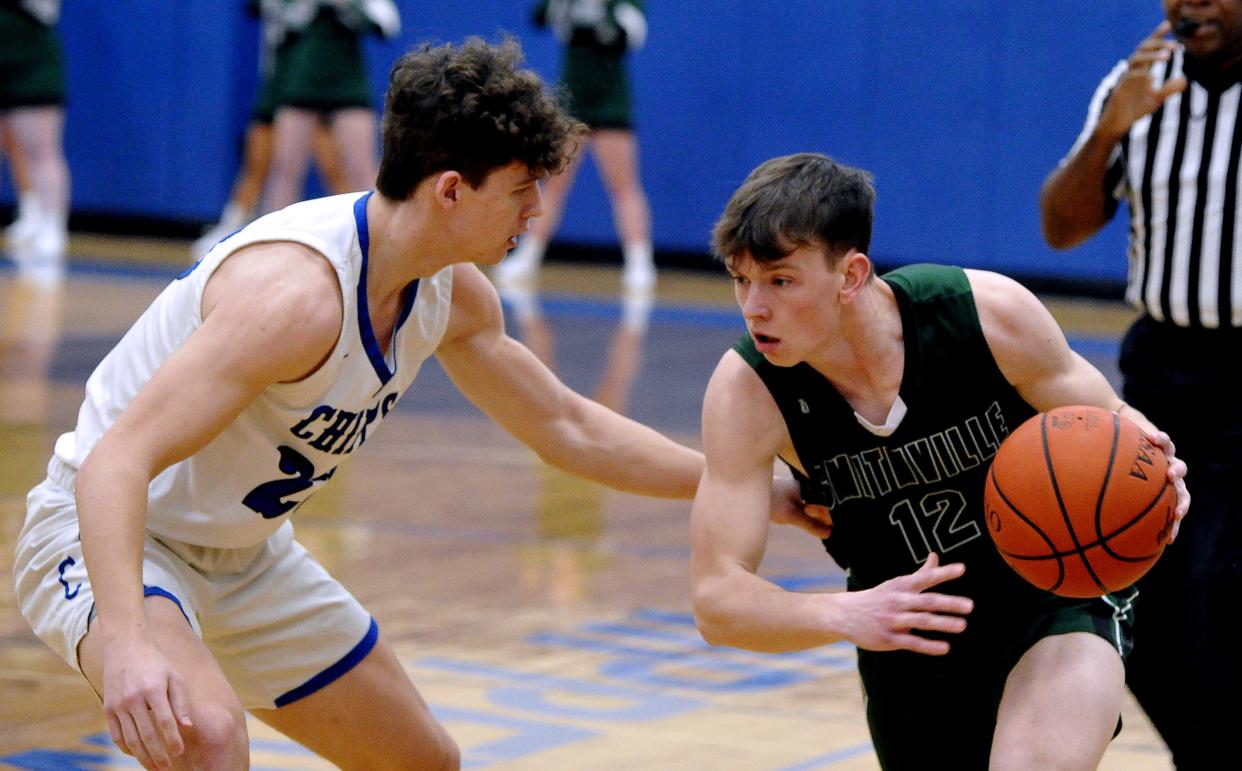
[769,476,833,538]
[1146,429,1189,542]
[1119,404,1189,542]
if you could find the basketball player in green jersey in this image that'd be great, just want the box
[689,153,1190,770]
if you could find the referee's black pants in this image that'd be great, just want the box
[1120,316,1242,770]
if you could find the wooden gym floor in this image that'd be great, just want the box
[0,236,1171,769]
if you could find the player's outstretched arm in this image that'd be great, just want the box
[76,242,342,765]
[437,264,702,498]
[691,352,972,655]
[969,269,1189,536]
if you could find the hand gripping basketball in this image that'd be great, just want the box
[984,405,1177,597]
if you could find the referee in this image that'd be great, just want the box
[1041,12,1241,771]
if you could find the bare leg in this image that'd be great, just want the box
[591,130,653,291]
[311,121,351,195]
[6,106,69,225]
[593,295,650,414]
[1,119,31,191]
[590,129,650,246]
[990,632,1125,771]
[77,597,250,769]
[264,107,319,211]
[325,108,377,193]
[0,277,63,424]
[1,116,41,248]
[230,122,275,214]
[4,107,69,283]
[251,635,459,770]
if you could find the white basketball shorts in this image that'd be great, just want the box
[13,458,376,710]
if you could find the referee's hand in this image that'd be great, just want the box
[1099,20,1189,141]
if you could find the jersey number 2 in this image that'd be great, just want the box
[887,489,980,563]
[243,445,334,519]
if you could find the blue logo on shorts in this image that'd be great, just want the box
[57,556,80,600]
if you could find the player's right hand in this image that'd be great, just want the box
[840,553,974,656]
[102,639,193,769]
[1098,20,1188,140]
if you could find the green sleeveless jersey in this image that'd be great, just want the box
[734,263,1052,622]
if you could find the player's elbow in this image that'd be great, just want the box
[79,438,158,491]
[531,417,599,476]
[1040,213,1087,251]
[691,579,737,647]
[1039,186,1095,250]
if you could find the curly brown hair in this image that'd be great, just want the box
[376,37,586,199]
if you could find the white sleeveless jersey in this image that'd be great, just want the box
[53,192,453,548]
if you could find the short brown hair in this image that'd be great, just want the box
[376,37,587,199]
[712,153,875,266]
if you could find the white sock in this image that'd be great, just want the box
[622,240,655,291]
[498,282,541,323]
[15,192,41,225]
[511,235,547,269]
[621,289,653,332]
[494,235,547,284]
[6,192,43,246]
[218,201,251,231]
[623,240,653,267]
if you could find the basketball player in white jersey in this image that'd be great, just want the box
[13,38,827,769]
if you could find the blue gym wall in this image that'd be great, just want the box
[5,2,1162,286]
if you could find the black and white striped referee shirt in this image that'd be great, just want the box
[1070,48,1242,329]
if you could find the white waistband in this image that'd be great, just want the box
[47,455,77,492]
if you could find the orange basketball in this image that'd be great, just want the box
[983,405,1176,598]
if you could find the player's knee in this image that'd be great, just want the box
[181,702,249,769]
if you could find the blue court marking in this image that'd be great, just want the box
[577,611,856,669]
[596,649,814,692]
[412,656,702,721]
[1,732,307,770]
[1065,335,1121,358]
[531,626,852,677]
[525,631,816,691]
[0,749,131,770]
[289,516,828,572]
[524,292,749,331]
[770,573,848,590]
[429,705,595,767]
[629,607,697,626]
[631,605,856,650]
[775,742,876,770]
[580,619,708,645]
[0,255,185,282]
